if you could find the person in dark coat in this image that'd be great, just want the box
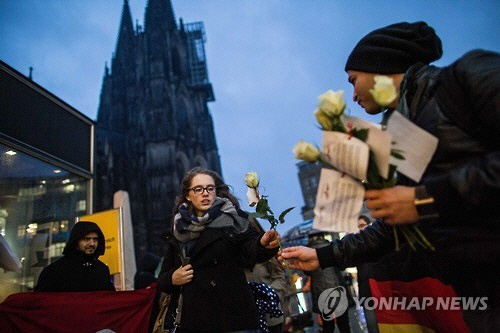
[281,21,500,332]
[134,251,161,289]
[157,167,280,332]
[34,221,115,292]
[305,230,351,333]
[245,219,287,333]
[356,215,379,333]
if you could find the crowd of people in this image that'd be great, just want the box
[12,19,500,333]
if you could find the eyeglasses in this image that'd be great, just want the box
[190,185,217,195]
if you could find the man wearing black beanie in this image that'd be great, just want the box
[345,21,443,75]
[282,21,500,332]
[345,21,443,114]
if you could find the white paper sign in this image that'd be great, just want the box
[322,131,370,181]
[344,116,392,179]
[313,168,365,234]
[386,111,439,182]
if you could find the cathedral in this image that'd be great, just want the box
[95,0,221,259]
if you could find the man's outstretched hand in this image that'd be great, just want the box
[279,246,320,271]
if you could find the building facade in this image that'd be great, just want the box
[0,60,94,299]
[95,0,221,259]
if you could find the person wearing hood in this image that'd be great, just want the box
[34,221,115,292]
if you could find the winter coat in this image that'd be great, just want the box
[35,221,115,292]
[33,253,115,292]
[158,213,278,332]
[134,252,161,289]
[306,237,345,313]
[317,49,500,306]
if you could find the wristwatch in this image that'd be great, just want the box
[414,185,438,219]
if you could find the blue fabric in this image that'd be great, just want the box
[248,282,283,333]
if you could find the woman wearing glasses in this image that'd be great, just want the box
[157,167,280,332]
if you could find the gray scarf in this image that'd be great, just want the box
[173,197,249,243]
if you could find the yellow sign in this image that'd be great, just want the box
[78,208,122,275]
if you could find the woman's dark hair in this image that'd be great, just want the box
[172,167,240,216]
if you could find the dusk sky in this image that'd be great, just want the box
[1,0,499,235]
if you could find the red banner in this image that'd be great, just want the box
[0,286,155,333]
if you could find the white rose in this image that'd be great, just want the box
[293,140,321,162]
[244,171,259,188]
[369,75,398,107]
[314,109,333,131]
[318,90,346,117]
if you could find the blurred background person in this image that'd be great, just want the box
[306,230,351,333]
[245,218,287,333]
[134,251,161,289]
[356,215,379,333]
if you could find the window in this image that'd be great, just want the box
[0,143,90,299]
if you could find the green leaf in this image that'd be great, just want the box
[278,207,295,223]
[391,149,405,160]
[365,153,383,189]
[249,202,257,207]
[249,212,266,219]
[383,177,398,187]
[352,128,369,142]
[331,117,346,133]
[255,198,269,215]
[388,164,398,177]
[270,220,278,229]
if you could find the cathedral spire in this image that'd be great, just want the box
[96,0,221,260]
[114,0,135,69]
[144,0,177,33]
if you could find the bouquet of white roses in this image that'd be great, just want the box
[309,88,403,188]
[293,77,433,251]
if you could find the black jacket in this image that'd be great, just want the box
[134,252,161,289]
[33,253,115,292]
[306,237,345,313]
[35,221,115,292]
[158,214,278,332]
[317,50,500,305]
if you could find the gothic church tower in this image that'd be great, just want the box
[95,0,221,259]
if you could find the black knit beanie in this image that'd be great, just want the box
[345,21,443,74]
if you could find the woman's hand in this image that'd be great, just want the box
[279,246,320,271]
[260,230,280,249]
[172,264,194,286]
